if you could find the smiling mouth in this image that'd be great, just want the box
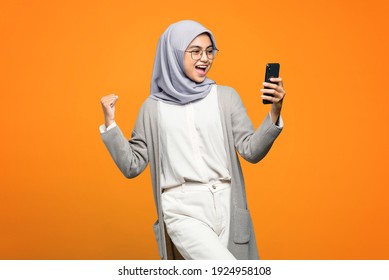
[195,65,207,75]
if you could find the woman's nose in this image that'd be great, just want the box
[199,51,209,62]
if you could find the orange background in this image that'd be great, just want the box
[1,0,388,259]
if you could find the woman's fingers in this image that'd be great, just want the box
[263,81,284,91]
[101,94,118,110]
[100,93,118,102]
[260,88,284,99]
[261,91,283,102]
[269,77,283,84]
[100,94,119,126]
[101,94,118,106]
[261,77,286,103]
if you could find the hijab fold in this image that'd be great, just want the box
[150,20,217,105]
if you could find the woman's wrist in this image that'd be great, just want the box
[105,118,115,128]
[270,106,281,124]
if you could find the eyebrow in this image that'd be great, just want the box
[187,44,213,50]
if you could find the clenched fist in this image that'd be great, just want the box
[100,94,119,127]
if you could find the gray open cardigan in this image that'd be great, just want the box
[101,85,283,259]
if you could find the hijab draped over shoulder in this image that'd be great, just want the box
[150,20,217,105]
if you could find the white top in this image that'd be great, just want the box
[158,85,231,188]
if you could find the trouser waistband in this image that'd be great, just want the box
[163,180,231,193]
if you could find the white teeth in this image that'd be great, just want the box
[196,65,207,68]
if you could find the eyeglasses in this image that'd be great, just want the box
[185,48,219,60]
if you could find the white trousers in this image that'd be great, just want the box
[161,181,236,260]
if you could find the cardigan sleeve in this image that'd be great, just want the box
[100,105,149,179]
[230,88,283,164]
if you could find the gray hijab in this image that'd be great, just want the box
[150,20,217,105]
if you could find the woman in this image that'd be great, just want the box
[100,20,285,260]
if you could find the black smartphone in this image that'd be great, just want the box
[262,63,280,104]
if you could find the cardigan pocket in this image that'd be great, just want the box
[152,220,163,258]
[233,207,252,244]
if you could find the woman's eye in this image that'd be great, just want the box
[206,50,214,55]
[192,50,201,55]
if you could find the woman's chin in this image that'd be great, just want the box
[193,76,207,83]
[185,71,208,84]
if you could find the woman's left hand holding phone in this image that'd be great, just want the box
[261,77,286,124]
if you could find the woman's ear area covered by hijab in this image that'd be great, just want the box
[183,33,215,84]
